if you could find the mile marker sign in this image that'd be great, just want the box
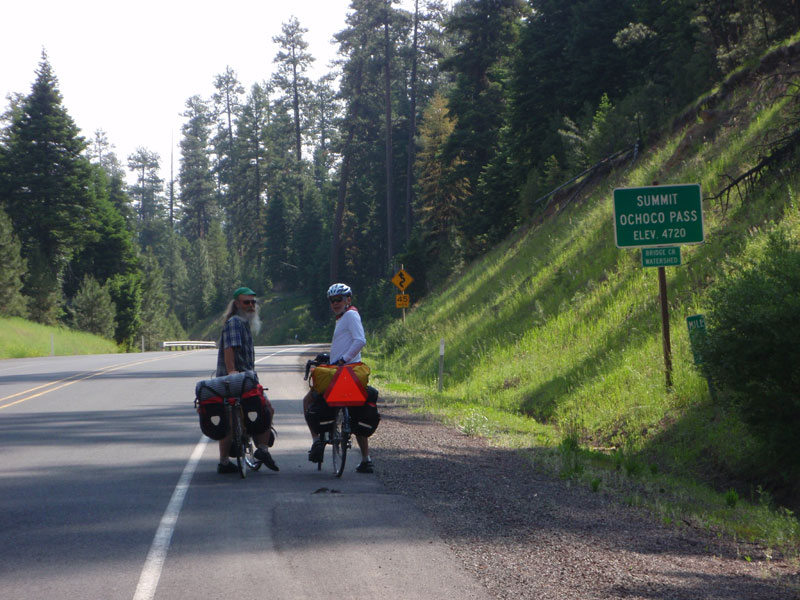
[613,184,704,248]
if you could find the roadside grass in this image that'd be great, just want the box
[0,317,121,358]
[371,59,800,559]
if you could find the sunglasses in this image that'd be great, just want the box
[329,296,344,304]
[240,299,257,306]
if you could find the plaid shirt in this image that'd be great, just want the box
[215,315,255,376]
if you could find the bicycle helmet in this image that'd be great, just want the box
[326,283,352,298]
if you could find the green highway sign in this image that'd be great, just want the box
[613,184,704,248]
[686,314,707,366]
[642,246,681,267]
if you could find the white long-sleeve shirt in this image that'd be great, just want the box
[330,307,366,364]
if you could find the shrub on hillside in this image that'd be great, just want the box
[71,275,116,339]
[702,230,800,490]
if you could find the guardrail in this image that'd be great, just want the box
[162,341,217,350]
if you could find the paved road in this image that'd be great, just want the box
[0,346,489,600]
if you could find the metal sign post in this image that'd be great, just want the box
[613,183,705,390]
[391,266,414,324]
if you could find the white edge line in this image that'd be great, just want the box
[132,436,208,600]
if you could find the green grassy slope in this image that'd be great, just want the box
[0,317,122,358]
[370,42,800,553]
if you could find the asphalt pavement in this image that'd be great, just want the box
[0,346,489,600]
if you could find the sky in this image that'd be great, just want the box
[0,0,374,184]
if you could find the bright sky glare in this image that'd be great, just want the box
[1,0,371,183]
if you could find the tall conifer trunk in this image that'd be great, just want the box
[405,0,419,243]
[384,0,394,265]
[331,62,364,283]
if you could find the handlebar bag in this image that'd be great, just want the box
[195,396,228,440]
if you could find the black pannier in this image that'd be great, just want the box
[195,395,228,440]
[241,385,271,435]
[194,370,261,440]
[349,386,381,437]
[305,391,336,433]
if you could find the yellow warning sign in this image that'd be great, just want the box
[395,294,410,308]
[391,269,414,291]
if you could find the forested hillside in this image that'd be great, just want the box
[375,35,800,549]
[1,0,798,350]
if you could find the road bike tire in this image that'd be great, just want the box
[245,436,261,471]
[332,408,347,477]
[233,406,247,479]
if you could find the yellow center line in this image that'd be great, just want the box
[0,352,191,411]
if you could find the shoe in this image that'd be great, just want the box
[254,447,279,471]
[217,461,238,474]
[308,439,325,463]
[355,460,374,474]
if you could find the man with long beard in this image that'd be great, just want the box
[214,286,278,473]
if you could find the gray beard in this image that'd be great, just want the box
[240,310,262,337]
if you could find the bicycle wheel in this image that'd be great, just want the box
[233,405,247,479]
[244,435,261,471]
[331,408,347,477]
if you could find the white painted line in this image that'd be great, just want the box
[254,346,292,364]
[132,436,208,600]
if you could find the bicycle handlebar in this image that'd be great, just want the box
[304,352,331,380]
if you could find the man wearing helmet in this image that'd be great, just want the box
[304,283,374,473]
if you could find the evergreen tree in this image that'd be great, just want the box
[138,251,182,350]
[161,232,191,328]
[230,82,270,271]
[127,147,167,251]
[71,274,116,339]
[272,17,315,212]
[414,92,468,286]
[88,129,135,224]
[127,147,164,223]
[0,207,28,317]
[310,73,341,189]
[0,51,99,323]
[331,0,409,289]
[178,95,217,241]
[107,272,143,350]
[65,183,139,300]
[211,66,244,204]
[183,238,214,323]
[440,0,527,257]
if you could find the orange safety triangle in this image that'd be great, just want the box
[325,365,368,406]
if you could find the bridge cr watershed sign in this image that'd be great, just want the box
[613,183,704,248]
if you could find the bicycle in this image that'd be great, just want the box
[305,356,352,478]
[196,370,265,479]
[226,395,262,478]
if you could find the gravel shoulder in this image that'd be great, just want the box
[372,403,799,600]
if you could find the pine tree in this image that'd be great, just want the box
[272,17,315,213]
[184,238,214,323]
[440,0,527,257]
[0,207,28,317]
[161,232,191,328]
[414,92,468,285]
[107,273,142,350]
[0,51,98,322]
[211,67,244,200]
[72,275,116,339]
[138,251,175,350]
[178,96,217,242]
[230,83,270,270]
